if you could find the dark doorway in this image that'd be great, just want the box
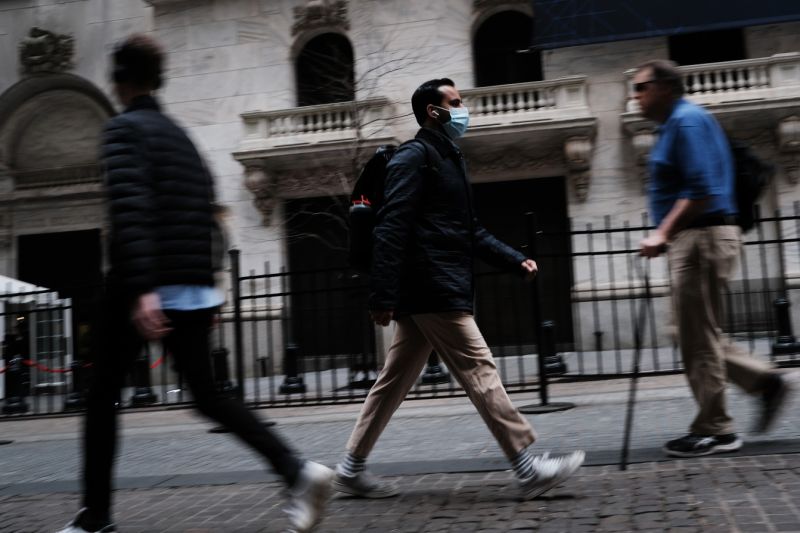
[669,28,746,66]
[284,196,369,362]
[17,229,103,363]
[474,11,543,87]
[296,33,355,107]
[473,177,573,352]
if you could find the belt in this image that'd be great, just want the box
[686,214,738,229]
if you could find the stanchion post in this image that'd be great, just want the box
[2,355,30,414]
[772,297,800,355]
[212,347,237,397]
[420,351,450,385]
[64,360,87,410]
[280,343,306,394]
[130,346,157,407]
[519,212,574,415]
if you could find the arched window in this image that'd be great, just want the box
[296,33,355,107]
[474,11,542,87]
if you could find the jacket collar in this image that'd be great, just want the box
[416,127,461,159]
[124,94,160,113]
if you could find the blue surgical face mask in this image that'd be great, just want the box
[434,105,470,139]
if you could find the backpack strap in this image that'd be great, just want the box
[400,138,441,176]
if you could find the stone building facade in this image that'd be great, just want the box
[1,0,799,357]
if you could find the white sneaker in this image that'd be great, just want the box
[333,465,399,498]
[519,450,585,501]
[54,508,117,533]
[285,461,335,532]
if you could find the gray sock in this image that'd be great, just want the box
[338,452,366,477]
[512,448,535,480]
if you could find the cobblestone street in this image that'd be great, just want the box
[1,454,799,532]
[1,376,798,532]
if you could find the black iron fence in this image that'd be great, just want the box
[3,209,800,418]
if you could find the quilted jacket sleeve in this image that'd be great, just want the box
[102,116,158,295]
[473,221,528,271]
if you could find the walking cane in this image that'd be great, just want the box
[620,257,652,471]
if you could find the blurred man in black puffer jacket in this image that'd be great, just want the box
[56,35,332,533]
[333,78,584,502]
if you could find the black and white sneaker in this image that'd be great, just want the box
[54,508,117,533]
[519,450,585,501]
[663,433,742,458]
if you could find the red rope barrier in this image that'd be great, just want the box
[0,359,93,374]
[150,356,164,369]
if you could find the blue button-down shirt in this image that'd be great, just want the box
[648,98,737,226]
[156,285,224,311]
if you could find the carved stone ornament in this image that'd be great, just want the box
[781,154,800,185]
[570,171,591,202]
[564,136,593,201]
[19,27,74,74]
[292,0,349,36]
[777,116,800,185]
[244,165,278,225]
[778,116,800,153]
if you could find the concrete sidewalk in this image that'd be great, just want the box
[0,375,798,531]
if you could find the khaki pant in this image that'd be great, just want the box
[670,225,773,435]
[347,311,537,459]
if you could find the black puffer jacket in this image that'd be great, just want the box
[102,95,215,295]
[369,127,527,314]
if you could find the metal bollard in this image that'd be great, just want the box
[771,297,800,355]
[212,347,237,397]
[64,360,87,410]
[279,343,306,394]
[2,356,30,414]
[420,352,450,385]
[594,330,604,353]
[130,349,158,406]
[542,321,568,376]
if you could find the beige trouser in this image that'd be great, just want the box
[670,225,774,435]
[346,311,537,459]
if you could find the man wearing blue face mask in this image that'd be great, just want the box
[333,78,585,500]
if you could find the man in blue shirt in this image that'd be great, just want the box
[636,60,791,458]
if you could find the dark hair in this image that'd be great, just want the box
[636,59,684,96]
[112,34,165,90]
[411,78,454,126]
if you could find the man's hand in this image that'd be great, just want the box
[640,230,668,258]
[370,309,394,327]
[521,259,538,281]
[132,292,172,340]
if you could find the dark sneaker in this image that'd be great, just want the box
[55,508,117,533]
[754,373,793,434]
[333,467,399,498]
[663,433,742,457]
[285,461,334,533]
[519,450,585,501]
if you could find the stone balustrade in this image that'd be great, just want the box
[460,76,591,127]
[237,97,393,154]
[626,53,800,111]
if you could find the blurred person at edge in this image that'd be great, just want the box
[332,78,585,501]
[635,59,792,458]
[55,34,332,533]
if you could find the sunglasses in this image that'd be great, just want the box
[632,80,657,93]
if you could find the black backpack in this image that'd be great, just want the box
[348,139,435,273]
[728,137,773,233]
